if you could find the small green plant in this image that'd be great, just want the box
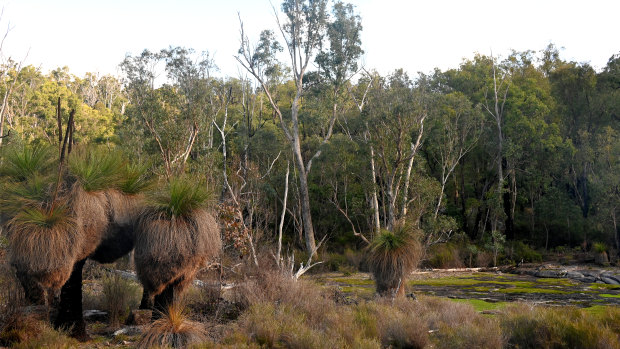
[485,230,506,267]
[466,244,478,268]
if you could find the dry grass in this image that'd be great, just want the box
[500,303,620,349]
[224,266,509,349]
[138,304,207,348]
[102,272,142,327]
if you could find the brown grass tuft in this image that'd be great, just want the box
[135,208,221,297]
[138,304,207,348]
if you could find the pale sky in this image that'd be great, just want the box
[0,0,618,78]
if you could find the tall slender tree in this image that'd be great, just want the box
[237,0,362,255]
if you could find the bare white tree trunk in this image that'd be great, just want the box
[276,162,290,266]
[401,114,426,218]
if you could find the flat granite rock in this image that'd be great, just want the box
[83,309,108,322]
[600,277,620,285]
[565,271,584,279]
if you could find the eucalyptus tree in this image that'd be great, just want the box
[237,0,363,255]
[120,48,215,177]
[427,92,483,220]
[364,70,428,231]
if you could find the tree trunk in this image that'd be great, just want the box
[370,143,381,233]
[291,97,317,255]
[276,162,290,266]
[55,259,88,341]
[612,210,618,251]
[386,175,397,231]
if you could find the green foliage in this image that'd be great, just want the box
[0,144,56,181]
[68,147,125,192]
[507,241,543,263]
[119,161,153,194]
[147,177,212,218]
[427,243,465,268]
[12,205,72,229]
[0,175,55,219]
[1,31,618,255]
[593,242,608,254]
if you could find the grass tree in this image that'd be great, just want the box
[367,224,421,297]
[135,177,221,315]
[0,144,74,304]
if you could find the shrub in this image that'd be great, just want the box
[427,243,465,269]
[476,251,493,267]
[593,242,608,254]
[344,248,365,271]
[102,272,142,327]
[508,241,543,263]
[324,252,347,272]
[501,303,620,349]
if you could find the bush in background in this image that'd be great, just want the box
[102,272,142,327]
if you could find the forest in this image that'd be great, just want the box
[0,0,618,347]
[1,41,618,263]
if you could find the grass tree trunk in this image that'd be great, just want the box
[54,259,88,341]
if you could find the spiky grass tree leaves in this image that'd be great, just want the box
[119,161,153,195]
[367,225,421,297]
[0,145,59,224]
[67,146,125,192]
[147,177,212,219]
[0,175,56,219]
[0,144,56,182]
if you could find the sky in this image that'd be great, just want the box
[0,0,618,78]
